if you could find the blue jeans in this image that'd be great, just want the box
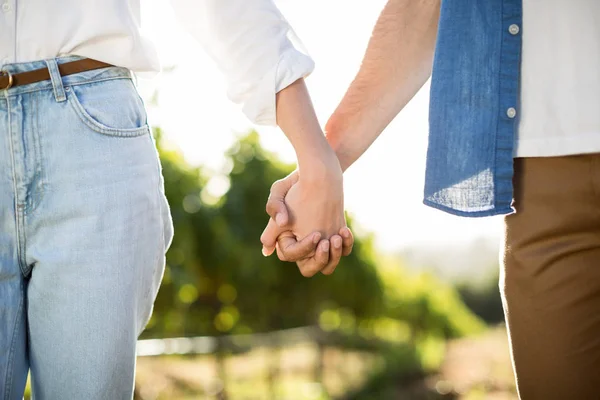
[0,56,173,399]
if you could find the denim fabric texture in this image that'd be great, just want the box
[424,0,523,217]
[0,55,173,399]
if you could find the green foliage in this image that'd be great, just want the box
[143,127,484,361]
[143,129,384,338]
[342,343,426,400]
[456,270,505,324]
[378,257,486,340]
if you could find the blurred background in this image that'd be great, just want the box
[55,0,517,399]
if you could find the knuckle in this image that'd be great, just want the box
[280,249,296,262]
[270,179,283,192]
[332,246,342,257]
[265,201,275,215]
[316,255,329,267]
[299,266,317,278]
[276,249,287,262]
[284,252,299,262]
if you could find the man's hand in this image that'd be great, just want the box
[261,0,440,277]
[260,170,354,277]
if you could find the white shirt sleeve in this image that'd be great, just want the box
[170,0,315,126]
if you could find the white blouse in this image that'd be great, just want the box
[0,0,315,126]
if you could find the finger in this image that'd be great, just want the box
[321,235,343,275]
[261,218,284,256]
[275,238,287,261]
[275,231,310,262]
[266,196,289,228]
[339,227,354,256]
[274,231,299,261]
[297,240,330,278]
[278,231,322,262]
[266,175,297,227]
[263,245,276,257]
[265,198,289,227]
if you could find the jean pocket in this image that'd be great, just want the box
[67,78,150,137]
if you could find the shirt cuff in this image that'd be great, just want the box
[242,48,315,126]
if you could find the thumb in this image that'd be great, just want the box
[266,196,289,228]
[266,173,298,227]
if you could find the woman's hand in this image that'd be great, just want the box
[261,164,354,276]
[263,78,353,276]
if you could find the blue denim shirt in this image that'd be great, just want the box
[424,0,522,217]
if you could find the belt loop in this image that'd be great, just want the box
[45,58,66,102]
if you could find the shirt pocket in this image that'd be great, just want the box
[66,78,150,137]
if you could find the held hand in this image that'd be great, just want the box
[260,169,354,276]
[266,77,353,276]
[274,229,352,276]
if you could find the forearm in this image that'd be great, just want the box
[326,0,441,171]
[276,79,341,179]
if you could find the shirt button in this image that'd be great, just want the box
[2,3,10,12]
[507,107,517,119]
[508,24,520,35]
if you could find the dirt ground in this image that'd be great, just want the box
[135,327,518,400]
[427,327,517,399]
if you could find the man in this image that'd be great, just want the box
[262,0,600,398]
[0,1,348,398]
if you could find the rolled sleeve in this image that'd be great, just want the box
[171,0,315,126]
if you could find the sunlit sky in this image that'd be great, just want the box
[139,0,504,252]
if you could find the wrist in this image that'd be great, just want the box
[325,116,356,172]
[276,78,343,177]
[297,141,343,182]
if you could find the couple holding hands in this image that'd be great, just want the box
[3,0,599,398]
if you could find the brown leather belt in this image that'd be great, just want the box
[0,58,114,90]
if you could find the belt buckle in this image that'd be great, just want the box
[0,70,13,90]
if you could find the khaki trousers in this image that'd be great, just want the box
[503,156,600,399]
